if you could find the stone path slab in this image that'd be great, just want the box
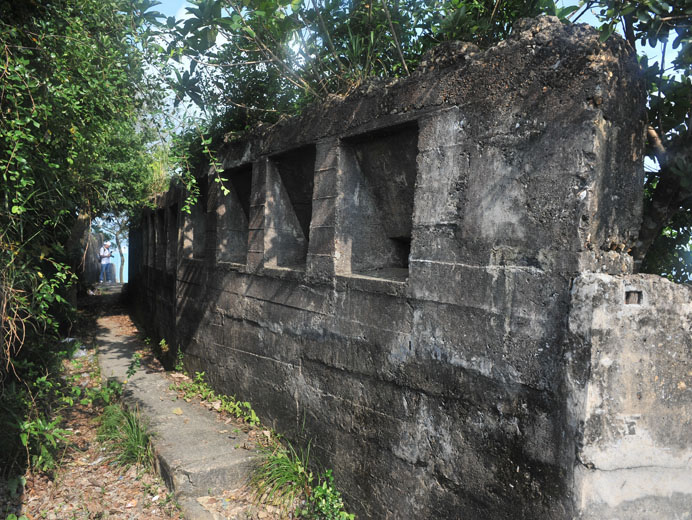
[96,313,260,519]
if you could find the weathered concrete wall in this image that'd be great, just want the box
[568,274,692,518]
[127,16,692,519]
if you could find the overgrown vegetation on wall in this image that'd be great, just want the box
[166,0,691,281]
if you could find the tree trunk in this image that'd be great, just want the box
[633,128,692,270]
[65,210,92,302]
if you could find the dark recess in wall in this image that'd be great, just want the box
[271,145,316,241]
[344,122,418,277]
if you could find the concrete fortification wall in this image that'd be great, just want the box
[130,17,692,519]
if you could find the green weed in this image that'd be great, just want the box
[251,441,354,520]
[251,442,312,509]
[18,415,69,473]
[298,469,354,520]
[126,352,142,379]
[169,371,352,518]
[170,371,260,426]
[0,339,125,476]
[174,346,185,373]
[98,404,154,468]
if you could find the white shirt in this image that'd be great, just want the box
[100,246,112,265]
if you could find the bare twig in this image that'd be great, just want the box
[657,40,668,133]
[227,0,322,99]
[490,0,502,22]
[311,0,347,73]
[380,0,409,76]
[571,1,596,23]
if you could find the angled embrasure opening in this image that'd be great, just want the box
[192,201,206,259]
[267,145,316,268]
[217,165,252,264]
[341,122,418,282]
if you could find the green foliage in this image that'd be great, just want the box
[0,0,167,378]
[641,218,692,282]
[1,351,69,474]
[170,371,260,425]
[18,414,70,473]
[126,352,143,379]
[252,442,313,509]
[299,469,354,520]
[98,403,154,468]
[165,0,565,137]
[438,0,557,45]
[583,0,692,279]
[252,440,354,519]
[6,475,26,500]
[0,337,122,475]
[174,346,185,372]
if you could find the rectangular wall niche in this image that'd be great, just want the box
[340,122,419,281]
[216,165,252,264]
[266,146,316,268]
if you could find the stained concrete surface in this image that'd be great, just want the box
[128,17,691,519]
[95,285,259,520]
[130,16,651,518]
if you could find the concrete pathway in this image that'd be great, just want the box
[94,286,263,519]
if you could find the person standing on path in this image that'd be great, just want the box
[99,241,113,283]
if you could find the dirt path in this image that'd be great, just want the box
[1,286,282,520]
[1,287,183,519]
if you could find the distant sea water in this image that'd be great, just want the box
[109,250,129,283]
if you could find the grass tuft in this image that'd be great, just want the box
[98,404,153,468]
[251,442,312,509]
[251,440,354,519]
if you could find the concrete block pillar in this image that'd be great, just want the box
[166,203,178,274]
[246,159,266,271]
[568,273,692,518]
[307,138,339,282]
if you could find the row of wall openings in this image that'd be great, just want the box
[340,122,418,281]
[168,121,419,281]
